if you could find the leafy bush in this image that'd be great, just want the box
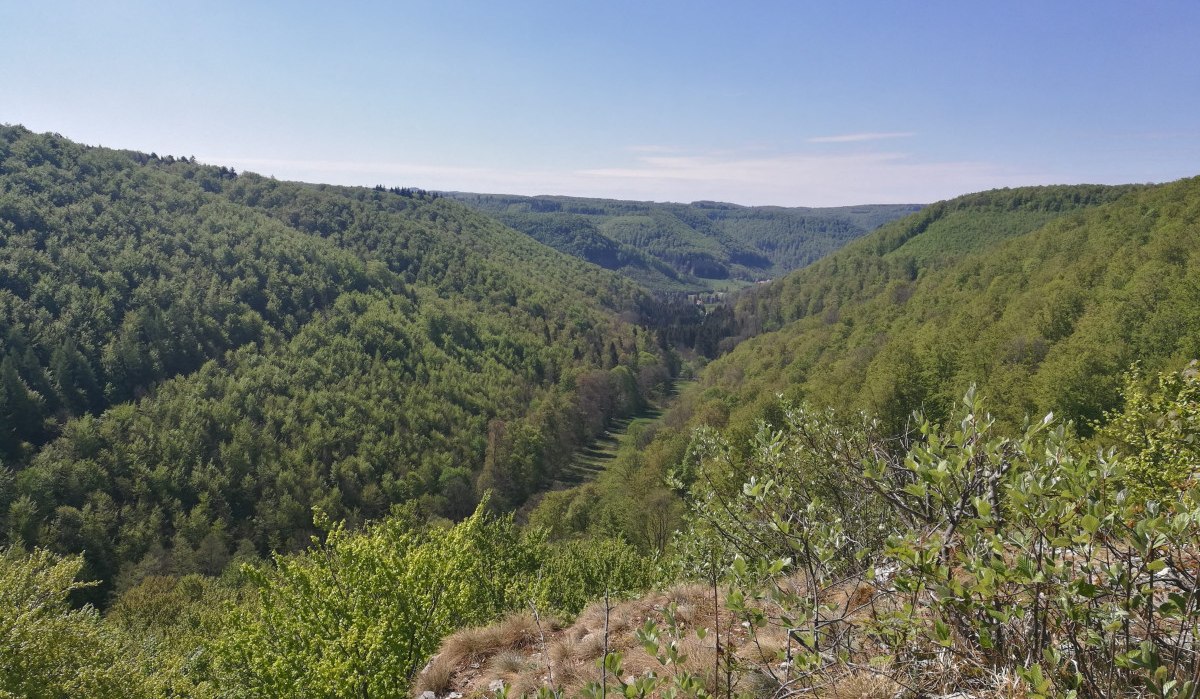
[677,369,1200,697]
[211,502,540,697]
[531,536,658,616]
[0,547,151,698]
[1098,361,1200,500]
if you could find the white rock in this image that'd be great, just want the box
[420,655,438,674]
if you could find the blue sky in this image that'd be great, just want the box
[3,1,1198,205]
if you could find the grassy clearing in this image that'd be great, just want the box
[555,382,688,487]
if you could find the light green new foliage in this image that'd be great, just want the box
[670,401,891,580]
[212,502,540,698]
[530,536,657,616]
[0,547,151,699]
[106,573,248,699]
[1098,362,1200,501]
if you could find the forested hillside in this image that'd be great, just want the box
[450,178,1200,697]
[530,179,1200,548]
[708,179,1198,432]
[4,125,1199,698]
[0,126,675,597]
[447,192,920,292]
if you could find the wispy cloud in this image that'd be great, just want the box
[572,150,1059,205]
[624,145,683,153]
[807,131,916,144]
[204,149,1062,207]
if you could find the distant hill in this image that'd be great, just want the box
[444,192,921,292]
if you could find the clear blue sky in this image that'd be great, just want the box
[4,1,1198,205]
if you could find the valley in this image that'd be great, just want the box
[2,126,1198,698]
[445,192,920,293]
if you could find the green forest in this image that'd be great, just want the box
[0,125,679,602]
[3,126,1200,698]
[446,192,919,292]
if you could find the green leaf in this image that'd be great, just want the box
[932,618,952,646]
[1081,514,1100,533]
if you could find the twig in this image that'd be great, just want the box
[529,597,556,695]
[602,589,611,698]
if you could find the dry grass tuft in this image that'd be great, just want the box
[507,672,545,698]
[411,655,454,697]
[736,631,785,665]
[494,611,546,646]
[735,670,786,698]
[438,611,553,668]
[827,670,907,698]
[608,604,636,635]
[666,583,711,610]
[552,657,586,688]
[554,638,588,667]
[575,632,605,661]
[440,625,503,663]
[673,602,698,624]
[576,600,611,634]
[547,637,577,665]
[675,635,718,692]
[488,649,530,675]
[983,668,1034,699]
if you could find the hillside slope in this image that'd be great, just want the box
[531,179,1199,548]
[704,179,1198,434]
[5,129,1198,698]
[0,126,674,594]
[446,192,920,292]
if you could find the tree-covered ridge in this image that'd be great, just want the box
[446,192,920,292]
[21,286,672,588]
[0,125,675,598]
[0,126,374,451]
[731,183,1142,336]
[693,180,1190,434]
[216,176,650,316]
[525,180,1198,550]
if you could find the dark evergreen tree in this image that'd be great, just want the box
[50,340,101,416]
